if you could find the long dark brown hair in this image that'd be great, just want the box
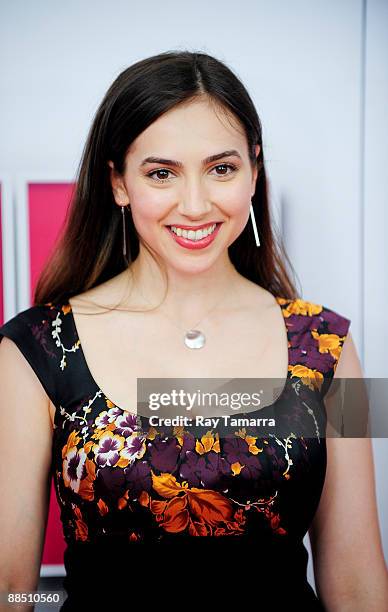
[34,50,301,309]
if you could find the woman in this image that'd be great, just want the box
[1,51,387,610]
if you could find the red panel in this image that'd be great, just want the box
[28,182,75,565]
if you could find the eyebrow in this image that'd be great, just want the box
[140,149,242,168]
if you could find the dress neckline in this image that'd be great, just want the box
[64,295,292,417]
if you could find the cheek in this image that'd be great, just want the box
[127,189,169,227]
[127,196,170,248]
[216,179,252,208]
[221,185,252,219]
[221,187,252,241]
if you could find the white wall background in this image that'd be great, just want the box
[0,0,387,592]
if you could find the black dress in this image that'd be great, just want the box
[0,296,351,610]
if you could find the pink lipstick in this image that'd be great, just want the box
[165,222,223,250]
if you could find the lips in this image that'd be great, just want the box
[166,222,221,230]
[165,221,222,250]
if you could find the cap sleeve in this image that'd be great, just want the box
[0,306,59,408]
[314,304,352,400]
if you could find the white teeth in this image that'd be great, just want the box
[170,224,217,241]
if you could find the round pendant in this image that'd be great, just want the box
[184,329,206,349]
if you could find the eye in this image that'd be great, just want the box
[210,163,238,177]
[146,168,174,183]
[146,162,238,183]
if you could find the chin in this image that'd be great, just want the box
[167,257,219,276]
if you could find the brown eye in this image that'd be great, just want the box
[211,163,238,176]
[147,169,173,182]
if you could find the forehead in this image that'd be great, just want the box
[127,99,247,159]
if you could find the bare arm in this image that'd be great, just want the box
[309,331,388,610]
[0,336,53,611]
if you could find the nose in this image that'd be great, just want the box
[176,185,213,219]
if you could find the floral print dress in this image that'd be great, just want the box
[0,296,351,610]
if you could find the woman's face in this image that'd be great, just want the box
[109,98,260,276]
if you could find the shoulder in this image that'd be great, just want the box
[276,296,353,395]
[277,296,351,340]
[0,302,70,352]
[0,302,56,339]
[0,302,71,407]
[277,296,350,328]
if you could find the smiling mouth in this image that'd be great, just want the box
[166,222,222,240]
[166,222,222,229]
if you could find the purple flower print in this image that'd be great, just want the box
[94,406,123,429]
[114,411,141,436]
[120,433,147,463]
[147,437,181,473]
[95,465,127,502]
[223,435,251,465]
[124,460,153,498]
[93,431,124,468]
[179,450,230,488]
[321,309,351,336]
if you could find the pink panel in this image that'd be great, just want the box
[28,182,75,565]
[29,183,75,302]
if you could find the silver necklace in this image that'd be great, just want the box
[136,278,238,350]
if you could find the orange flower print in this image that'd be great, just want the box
[139,472,245,536]
[311,329,345,365]
[73,505,88,541]
[288,364,324,393]
[235,428,263,454]
[62,429,81,460]
[78,459,96,501]
[97,498,109,516]
[230,462,245,475]
[195,431,220,455]
[282,299,323,318]
[228,491,288,536]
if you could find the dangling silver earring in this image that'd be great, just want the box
[121,205,128,259]
[250,200,260,247]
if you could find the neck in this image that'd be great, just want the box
[123,247,242,324]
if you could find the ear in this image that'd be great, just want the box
[251,144,261,195]
[107,160,129,205]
